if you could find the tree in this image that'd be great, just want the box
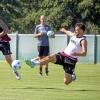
[0,0,100,34]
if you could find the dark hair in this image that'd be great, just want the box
[75,23,86,32]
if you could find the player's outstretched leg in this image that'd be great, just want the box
[25,55,56,68]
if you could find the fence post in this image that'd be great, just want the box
[94,33,97,64]
[67,36,70,45]
[16,32,19,60]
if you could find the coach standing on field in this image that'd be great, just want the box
[34,15,51,76]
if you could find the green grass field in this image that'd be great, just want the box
[0,61,100,100]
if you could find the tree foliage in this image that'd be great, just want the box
[0,0,100,34]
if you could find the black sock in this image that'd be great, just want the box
[39,67,42,73]
[45,67,48,74]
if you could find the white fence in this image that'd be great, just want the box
[0,34,67,60]
[0,34,100,64]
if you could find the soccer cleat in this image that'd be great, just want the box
[72,73,76,81]
[13,71,21,80]
[25,59,36,68]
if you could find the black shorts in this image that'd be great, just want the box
[55,52,77,75]
[38,46,49,57]
[0,42,12,55]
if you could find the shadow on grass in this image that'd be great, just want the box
[10,87,100,92]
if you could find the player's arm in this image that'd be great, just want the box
[33,26,42,38]
[34,32,43,38]
[0,31,5,37]
[0,28,8,37]
[60,28,75,36]
[72,39,87,56]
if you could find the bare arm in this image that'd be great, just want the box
[34,32,43,38]
[34,25,43,38]
[72,39,87,56]
[0,31,5,37]
[60,28,75,36]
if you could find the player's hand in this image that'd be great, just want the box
[34,32,43,38]
[38,32,43,36]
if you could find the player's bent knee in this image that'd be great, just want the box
[64,74,72,85]
[64,80,71,85]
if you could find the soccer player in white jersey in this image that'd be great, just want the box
[25,23,87,85]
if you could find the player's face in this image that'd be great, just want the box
[40,16,46,24]
[75,26,83,35]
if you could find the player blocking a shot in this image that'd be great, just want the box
[25,22,87,85]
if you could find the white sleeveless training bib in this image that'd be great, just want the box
[64,35,86,58]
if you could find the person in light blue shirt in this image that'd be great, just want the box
[34,15,51,76]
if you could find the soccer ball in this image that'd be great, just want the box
[72,74,76,81]
[12,60,21,71]
[47,31,54,37]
